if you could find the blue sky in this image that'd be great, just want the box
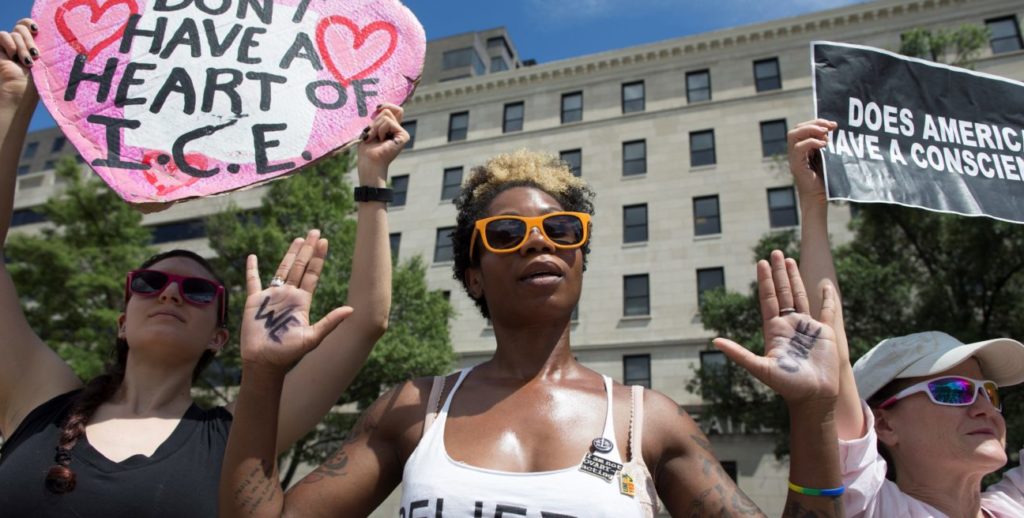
[3,0,866,130]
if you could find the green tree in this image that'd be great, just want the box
[899,25,990,67]
[204,151,455,485]
[5,158,154,380]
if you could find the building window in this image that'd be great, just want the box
[391,175,409,207]
[690,130,716,167]
[623,204,648,243]
[442,47,485,74]
[402,120,416,149]
[693,195,721,236]
[43,160,56,171]
[22,141,38,159]
[623,354,652,388]
[697,267,725,306]
[754,58,781,92]
[768,187,799,228]
[10,208,47,226]
[434,227,455,262]
[448,112,469,142]
[560,149,582,177]
[623,274,650,317]
[490,56,509,72]
[561,91,583,124]
[503,102,524,133]
[987,16,1023,54]
[487,36,514,57]
[441,167,463,201]
[622,140,647,176]
[16,165,30,176]
[389,232,401,259]
[150,219,206,244]
[622,81,645,113]
[699,350,729,398]
[760,119,788,157]
[686,69,711,103]
[51,136,66,153]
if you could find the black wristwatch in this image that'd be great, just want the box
[353,186,394,203]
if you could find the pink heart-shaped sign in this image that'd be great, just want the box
[31,0,425,212]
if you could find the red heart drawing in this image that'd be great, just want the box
[54,0,138,61]
[316,17,398,86]
[141,151,204,196]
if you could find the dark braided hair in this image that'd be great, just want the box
[44,250,228,494]
[451,150,595,319]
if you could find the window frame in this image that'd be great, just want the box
[622,139,647,176]
[760,119,788,158]
[623,203,649,244]
[686,69,712,103]
[767,186,799,228]
[690,130,716,167]
[696,267,725,307]
[388,232,401,259]
[402,120,417,149]
[441,167,463,201]
[433,227,456,263]
[623,354,652,388]
[448,111,469,142]
[986,16,1024,54]
[391,174,409,207]
[503,101,525,133]
[560,149,582,177]
[753,57,782,92]
[693,195,721,236]
[561,91,583,124]
[621,80,645,113]
[623,274,650,317]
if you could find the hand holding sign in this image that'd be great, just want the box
[30,0,426,211]
[0,19,39,105]
[787,119,837,209]
[356,101,407,184]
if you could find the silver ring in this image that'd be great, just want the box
[779,307,797,316]
[269,277,285,288]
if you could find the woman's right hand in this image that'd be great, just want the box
[712,251,841,412]
[0,19,39,106]
[787,119,836,209]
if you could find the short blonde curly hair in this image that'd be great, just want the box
[451,149,595,318]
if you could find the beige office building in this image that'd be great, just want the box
[9,0,1024,514]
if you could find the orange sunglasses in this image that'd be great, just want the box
[469,212,591,259]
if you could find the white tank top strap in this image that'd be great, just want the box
[421,375,446,435]
[598,374,624,463]
[629,385,645,461]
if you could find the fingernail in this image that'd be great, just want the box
[23,57,32,66]
[29,48,38,57]
[30,24,38,32]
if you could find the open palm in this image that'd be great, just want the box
[239,230,352,369]
[714,251,840,407]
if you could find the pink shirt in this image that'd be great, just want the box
[841,401,1024,517]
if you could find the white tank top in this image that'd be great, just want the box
[399,367,658,517]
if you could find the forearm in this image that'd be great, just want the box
[220,366,288,518]
[0,93,37,243]
[346,165,392,338]
[784,404,844,518]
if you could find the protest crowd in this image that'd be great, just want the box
[2,2,1024,517]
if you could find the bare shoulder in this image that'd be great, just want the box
[635,388,706,471]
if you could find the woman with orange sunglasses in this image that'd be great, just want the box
[0,19,403,515]
[221,150,846,517]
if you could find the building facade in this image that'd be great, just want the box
[9,0,1024,514]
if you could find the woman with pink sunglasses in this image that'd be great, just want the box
[787,118,1024,517]
[0,19,404,516]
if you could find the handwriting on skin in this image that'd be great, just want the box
[254,297,300,343]
[31,0,425,207]
[778,321,822,374]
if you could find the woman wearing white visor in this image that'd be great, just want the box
[787,119,1024,517]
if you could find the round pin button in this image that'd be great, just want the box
[592,437,614,454]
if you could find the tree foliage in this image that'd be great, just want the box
[6,158,154,380]
[899,25,990,67]
[203,151,455,484]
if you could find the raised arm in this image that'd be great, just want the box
[788,119,864,441]
[713,251,844,517]
[0,19,81,438]
[223,104,407,452]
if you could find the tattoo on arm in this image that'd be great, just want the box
[778,321,823,374]
[300,409,380,485]
[254,297,301,343]
[687,434,766,517]
[233,458,279,514]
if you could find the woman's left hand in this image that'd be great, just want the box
[239,229,353,371]
[356,103,408,184]
[712,250,840,410]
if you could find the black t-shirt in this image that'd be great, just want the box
[0,390,233,517]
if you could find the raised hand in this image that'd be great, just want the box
[356,102,408,184]
[0,19,39,105]
[239,230,353,370]
[713,250,840,408]
[787,119,837,208]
